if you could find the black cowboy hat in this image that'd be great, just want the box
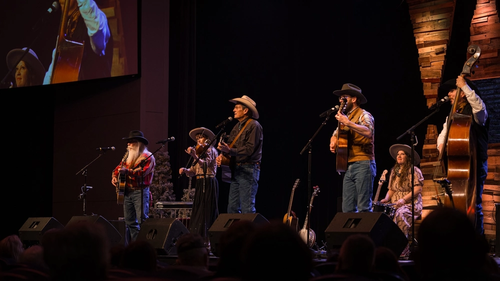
[439,77,480,97]
[122,130,149,145]
[6,47,46,79]
[332,83,367,104]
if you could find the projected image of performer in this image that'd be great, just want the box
[5,47,45,88]
[43,0,113,84]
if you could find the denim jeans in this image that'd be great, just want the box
[228,163,260,213]
[124,187,150,241]
[342,160,376,212]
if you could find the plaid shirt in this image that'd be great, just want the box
[112,152,155,189]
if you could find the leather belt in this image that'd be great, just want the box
[236,162,260,166]
[196,175,215,179]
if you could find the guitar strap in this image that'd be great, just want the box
[228,118,251,148]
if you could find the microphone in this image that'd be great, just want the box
[319,105,340,118]
[32,1,60,32]
[429,96,450,110]
[215,117,233,129]
[96,146,116,151]
[157,137,175,144]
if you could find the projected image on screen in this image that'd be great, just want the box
[0,0,138,89]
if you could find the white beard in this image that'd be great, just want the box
[126,146,141,166]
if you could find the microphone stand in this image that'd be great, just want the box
[75,152,107,215]
[396,104,445,256]
[300,110,334,248]
[138,143,167,224]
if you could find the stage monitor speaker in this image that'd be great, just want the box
[109,220,129,247]
[324,212,407,256]
[18,217,64,246]
[208,213,269,257]
[66,215,122,248]
[137,218,189,256]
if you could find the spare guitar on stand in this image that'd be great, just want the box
[283,179,300,232]
[299,186,320,248]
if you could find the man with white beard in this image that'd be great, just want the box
[112,130,156,242]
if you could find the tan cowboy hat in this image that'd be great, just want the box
[122,130,149,145]
[6,47,46,79]
[389,144,420,166]
[189,127,215,142]
[332,83,367,104]
[229,95,259,119]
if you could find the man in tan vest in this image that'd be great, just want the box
[330,83,376,213]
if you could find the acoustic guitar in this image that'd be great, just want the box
[283,179,300,231]
[218,133,232,183]
[373,169,388,203]
[117,169,126,204]
[116,151,129,205]
[336,97,348,173]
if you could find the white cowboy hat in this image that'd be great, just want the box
[332,83,367,104]
[389,144,421,166]
[189,127,215,142]
[229,95,259,119]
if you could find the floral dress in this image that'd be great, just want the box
[387,167,424,239]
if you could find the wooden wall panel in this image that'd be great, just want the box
[468,0,500,80]
[407,0,455,108]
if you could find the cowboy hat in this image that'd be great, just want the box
[389,144,420,166]
[122,130,149,145]
[189,127,215,142]
[6,47,46,79]
[439,77,480,96]
[229,95,259,119]
[332,83,367,104]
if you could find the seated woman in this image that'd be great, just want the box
[380,144,424,258]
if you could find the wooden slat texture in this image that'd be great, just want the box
[408,0,455,108]
[469,0,500,80]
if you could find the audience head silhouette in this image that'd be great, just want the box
[0,234,24,263]
[415,207,490,280]
[41,220,110,281]
[121,239,158,272]
[336,233,375,275]
[214,219,258,279]
[241,220,314,281]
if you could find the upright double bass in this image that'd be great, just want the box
[434,44,481,224]
[50,0,85,84]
